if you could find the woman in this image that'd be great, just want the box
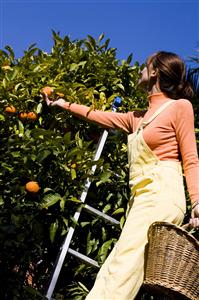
[43,51,199,300]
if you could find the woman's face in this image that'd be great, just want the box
[138,60,157,89]
[138,66,149,86]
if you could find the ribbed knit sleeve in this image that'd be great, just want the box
[65,103,134,133]
[174,99,199,203]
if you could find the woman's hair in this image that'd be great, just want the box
[147,51,195,100]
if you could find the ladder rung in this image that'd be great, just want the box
[84,204,120,226]
[68,248,100,268]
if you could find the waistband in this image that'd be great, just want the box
[129,160,182,179]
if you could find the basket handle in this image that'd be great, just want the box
[181,223,191,230]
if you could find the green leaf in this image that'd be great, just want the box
[80,221,90,227]
[87,35,96,49]
[70,216,79,227]
[96,171,112,186]
[98,33,105,42]
[78,61,87,68]
[102,203,111,214]
[86,232,99,255]
[50,220,59,243]
[2,78,7,89]
[68,196,81,203]
[2,163,13,172]
[41,193,62,208]
[120,215,125,229]
[104,38,110,50]
[101,226,107,242]
[0,114,5,121]
[67,147,80,158]
[37,149,51,162]
[75,131,83,148]
[60,198,65,211]
[10,67,19,81]
[126,53,133,64]
[0,196,3,206]
[70,63,79,72]
[98,239,116,263]
[112,207,124,215]
[84,41,94,52]
[14,82,23,91]
[18,120,24,135]
[63,131,71,145]
[11,151,21,158]
[117,83,125,91]
[5,45,15,60]
[62,217,68,228]
[36,103,42,114]
[71,168,77,180]
[77,281,89,293]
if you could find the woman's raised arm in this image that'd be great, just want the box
[43,92,134,133]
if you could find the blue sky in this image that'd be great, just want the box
[0,0,198,66]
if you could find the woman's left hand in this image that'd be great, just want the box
[189,204,199,228]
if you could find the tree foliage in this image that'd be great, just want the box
[0,33,198,300]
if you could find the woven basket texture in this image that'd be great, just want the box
[143,222,199,300]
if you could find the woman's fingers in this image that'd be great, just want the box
[189,217,199,228]
[42,92,52,106]
[49,98,66,108]
[189,206,199,228]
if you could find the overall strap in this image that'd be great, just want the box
[141,100,175,128]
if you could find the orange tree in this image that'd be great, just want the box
[0,32,197,300]
[0,32,146,300]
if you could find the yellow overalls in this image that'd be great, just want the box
[86,100,186,300]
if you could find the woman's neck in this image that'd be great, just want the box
[147,92,169,108]
[147,84,161,96]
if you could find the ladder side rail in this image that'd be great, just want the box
[46,130,108,300]
[45,97,122,299]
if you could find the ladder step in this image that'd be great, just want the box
[84,204,120,226]
[68,248,100,268]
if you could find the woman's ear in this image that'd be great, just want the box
[149,68,158,79]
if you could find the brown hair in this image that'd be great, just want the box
[147,51,194,100]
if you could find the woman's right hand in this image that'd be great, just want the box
[42,92,53,106]
[42,92,67,108]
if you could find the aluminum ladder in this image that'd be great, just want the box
[46,97,122,300]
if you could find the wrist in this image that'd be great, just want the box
[192,200,199,209]
[62,101,71,110]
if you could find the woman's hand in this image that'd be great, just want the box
[42,92,67,108]
[189,203,199,228]
[42,92,53,106]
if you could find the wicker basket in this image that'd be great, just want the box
[143,222,199,300]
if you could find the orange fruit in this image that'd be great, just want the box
[41,86,54,97]
[19,112,28,119]
[25,181,40,193]
[5,105,16,113]
[27,112,37,120]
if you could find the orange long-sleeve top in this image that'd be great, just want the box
[63,93,199,204]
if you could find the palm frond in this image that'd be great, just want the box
[186,67,199,100]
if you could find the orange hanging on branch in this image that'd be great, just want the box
[25,181,40,193]
[40,86,54,97]
[5,105,16,114]
[27,112,37,120]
